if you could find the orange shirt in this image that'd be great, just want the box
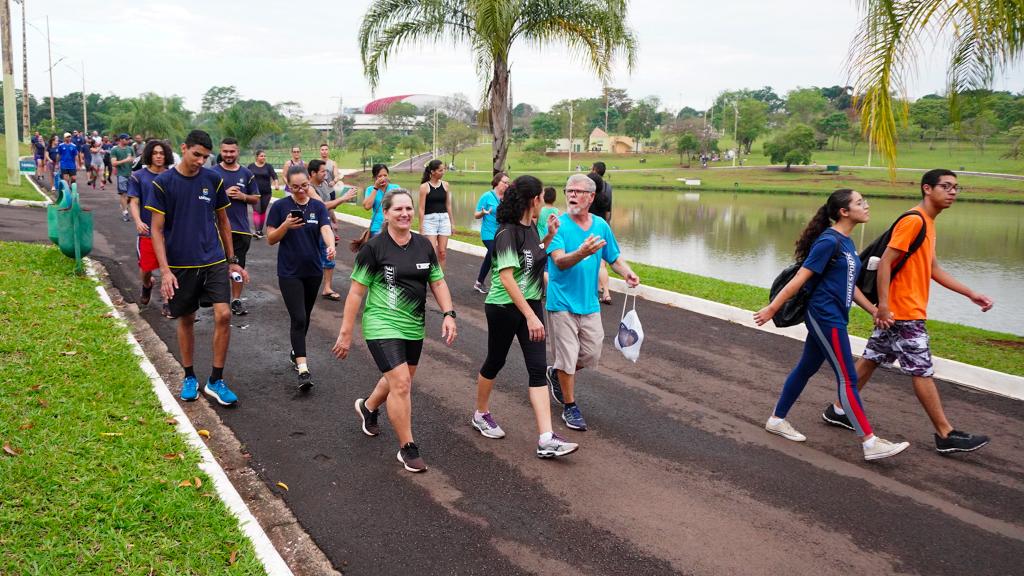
[887,208,935,320]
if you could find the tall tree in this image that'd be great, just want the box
[785,88,829,124]
[849,0,1024,175]
[735,98,769,154]
[764,124,816,170]
[217,100,286,149]
[622,101,656,152]
[358,0,637,174]
[106,93,191,142]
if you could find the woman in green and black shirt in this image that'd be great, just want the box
[332,189,457,473]
[471,175,579,459]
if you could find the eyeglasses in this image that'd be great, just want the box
[291,149,301,153]
[291,182,309,190]
[936,182,960,192]
[564,188,592,196]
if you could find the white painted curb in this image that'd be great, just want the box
[334,211,1023,402]
[84,259,294,576]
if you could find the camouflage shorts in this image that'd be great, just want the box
[863,320,934,377]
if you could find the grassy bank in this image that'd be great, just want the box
[0,242,264,574]
[0,140,43,202]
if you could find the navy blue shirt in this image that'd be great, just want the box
[803,230,861,326]
[211,164,259,235]
[145,167,229,268]
[267,196,331,278]
[127,167,161,237]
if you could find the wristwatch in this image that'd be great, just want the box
[227,256,240,265]
[441,310,457,319]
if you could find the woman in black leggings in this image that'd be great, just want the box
[266,165,335,391]
[471,175,578,458]
[248,150,279,238]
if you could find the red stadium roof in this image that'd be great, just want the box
[363,95,417,114]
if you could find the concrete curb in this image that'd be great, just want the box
[0,173,51,207]
[84,258,294,576]
[333,211,1023,402]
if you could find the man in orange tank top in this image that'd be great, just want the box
[822,169,995,454]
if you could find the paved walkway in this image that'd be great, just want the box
[4,177,1023,575]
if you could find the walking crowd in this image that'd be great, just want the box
[52,127,995,474]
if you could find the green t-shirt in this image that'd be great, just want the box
[351,232,444,340]
[111,146,134,177]
[486,222,547,305]
[537,206,561,239]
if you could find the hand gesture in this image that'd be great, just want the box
[441,316,457,345]
[547,213,560,234]
[578,234,606,258]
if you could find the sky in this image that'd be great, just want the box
[13,0,1023,117]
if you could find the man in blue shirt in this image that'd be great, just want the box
[212,137,260,316]
[545,173,639,431]
[56,132,82,187]
[146,130,250,407]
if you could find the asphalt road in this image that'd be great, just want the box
[5,176,1023,575]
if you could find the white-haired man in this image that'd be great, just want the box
[545,173,640,431]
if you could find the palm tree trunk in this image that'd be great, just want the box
[489,58,510,174]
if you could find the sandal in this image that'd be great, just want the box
[322,292,342,301]
[600,292,613,305]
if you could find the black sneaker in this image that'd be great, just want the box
[397,442,427,473]
[821,404,855,431]
[354,398,380,436]
[230,299,248,316]
[297,371,314,393]
[546,366,564,405]
[935,430,990,454]
[289,350,298,372]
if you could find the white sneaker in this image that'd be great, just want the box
[471,412,505,439]
[473,281,488,294]
[765,418,806,442]
[864,437,910,461]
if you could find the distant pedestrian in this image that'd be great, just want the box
[212,138,260,316]
[32,132,45,173]
[755,189,910,461]
[537,186,560,239]
[247,150,279,238]
[827,169,994,454]
[56,132,81,189]
[471,175,578,458]
[318,143,340,238]
[472,172,510,293]
[101,136,114,184]
[334,189,457,473]
[587,163,614,305]
[418,159,453,271]
[305,159,356,301]
[111,134,136,222]
[283,146,304,192]
[146,129,249,407]
[545,174,639,431]
[127,140,173,314]
[267,165,335,392]
[132,134,145,157]
[360,163,399,242]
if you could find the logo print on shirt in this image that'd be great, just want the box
[520,248,534,291]
[844,250,856,308]
[384,265,398,309]
[199,187,211,202]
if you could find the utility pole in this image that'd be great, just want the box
[432,107,437,159]
[46,15,54,132]
[15,0,28,143]
[567,102,574,172]
[732,102,739,167]
[2,0,21,184]
[604,86,609,134]
[80,61,86,132]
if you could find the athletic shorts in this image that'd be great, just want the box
[232,233,251,268]
[862,320,934,377]
[90,158,104,169]
[547,311,604,374]
[167,262,230,318]
[136,236,159,273]
[117,175,130,195]
[366,338,423,373]
[421,212,451,236]
[61,168,77,177]
[320,238,335,270]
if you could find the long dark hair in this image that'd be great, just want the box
[142,140,174,169]
[497,175,543,225]
[794,189,856,261]
[421,159,443,184]
[350,188,414,252]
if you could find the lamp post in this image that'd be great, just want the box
[732,102,739,167]
[2,0,21,185]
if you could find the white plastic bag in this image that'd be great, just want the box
[613,291,644,362]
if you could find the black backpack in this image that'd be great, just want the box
[768,230,842,328]
[856,210,927,305]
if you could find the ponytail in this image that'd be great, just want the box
[421,159,443,184]
[793,188,856,261]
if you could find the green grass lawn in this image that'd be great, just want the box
[0,242,265,574]
[0,139,45,202]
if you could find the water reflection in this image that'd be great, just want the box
[450,188,1023,336]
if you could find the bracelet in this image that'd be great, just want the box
[441,310,457,319]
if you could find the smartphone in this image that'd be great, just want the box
[289,209,303,220]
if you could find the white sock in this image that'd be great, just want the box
[474,410,487,421]
[768,416,784,426]
[539,432,553,443]
[862,436,877,449]
[297,363,308,374]
[833,405,846,416]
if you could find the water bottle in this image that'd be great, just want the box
[866,256,881,271]
[230,271,243,283]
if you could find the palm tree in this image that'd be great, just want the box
[849,0,1024,176]
[358,0,637,173]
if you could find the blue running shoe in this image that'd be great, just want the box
[562,404,587,431]
[546,366,564,405]
[180,375,199,402]
[204,378,238,406]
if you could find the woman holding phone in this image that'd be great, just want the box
[267,166,335,392]
[361,163,400,241]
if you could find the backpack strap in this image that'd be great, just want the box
[891,210,928,276]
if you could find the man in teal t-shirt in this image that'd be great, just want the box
[111,134,136,222]
[473,172,510,293]
[545,173,639,432]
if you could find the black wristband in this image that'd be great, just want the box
[441,310,457,319]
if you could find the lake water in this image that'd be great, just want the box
[450,188,1024,336]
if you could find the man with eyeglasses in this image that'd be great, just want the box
[544,173,639,431]
[823,168,994,454]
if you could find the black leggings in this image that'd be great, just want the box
[477,239,495,284]
[279,276,321,357]
[480,300,547,387]
[257,192,272,214]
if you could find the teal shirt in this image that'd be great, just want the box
[537,206,560,239]
[476,190,501,240]
[545,214,621,314]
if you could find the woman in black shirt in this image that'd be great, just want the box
[248,150,279,238]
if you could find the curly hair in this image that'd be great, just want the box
[794,189,856,262]
[496,175,543,224]
[142,139,174,169]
